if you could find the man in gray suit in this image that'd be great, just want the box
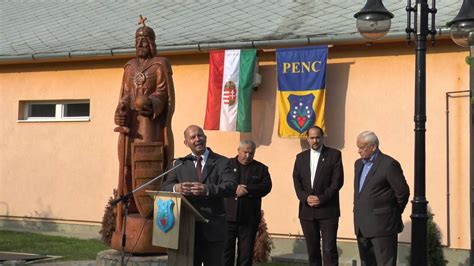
[161,125,237,266]
[354,131,410,266]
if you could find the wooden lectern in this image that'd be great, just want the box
[147,191,208,266]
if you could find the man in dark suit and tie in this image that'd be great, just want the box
[353,131,410,266]
[224,140,272,266]
[292,126,344,266]
[161,125,237,266]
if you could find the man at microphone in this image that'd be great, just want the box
[161,125,236,266]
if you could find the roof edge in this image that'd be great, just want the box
[0,28,452,64]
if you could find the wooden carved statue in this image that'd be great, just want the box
[111,16,175,254]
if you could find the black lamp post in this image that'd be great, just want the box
[355,1,437,265]
[447,1,474,264]
[405,2,437,266]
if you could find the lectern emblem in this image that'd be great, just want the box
[156,199,175,233]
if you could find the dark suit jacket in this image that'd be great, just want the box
[161,148,237,242]
[224,157,272,225]
[353,151,410,238]
[292,145,344,220]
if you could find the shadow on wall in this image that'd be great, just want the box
[290,236,343,262]
[0,200,59,234]
[299,62,351,150]
[323,62,352,150]
[246,64,278,147]
[245,62,352,149]
[399,218,411,245]
[0,202,9,216]
[292,236,307,254]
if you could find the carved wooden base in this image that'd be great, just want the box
[111,213,167,254]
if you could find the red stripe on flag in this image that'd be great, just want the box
[204,50,225,130]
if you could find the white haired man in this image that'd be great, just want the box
[354,131,410,266]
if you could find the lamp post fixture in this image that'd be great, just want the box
[355,0,436,265]
[447,1,474,264]
[354,0,393,40]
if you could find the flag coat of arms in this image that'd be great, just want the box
[204,49,257,132]
[276,46,328,138]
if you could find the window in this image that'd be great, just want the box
[63,103,90,117]
[19,100,90,122]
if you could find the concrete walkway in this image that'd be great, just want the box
[32,261,95,265]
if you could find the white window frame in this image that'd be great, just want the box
[19,100,90,122]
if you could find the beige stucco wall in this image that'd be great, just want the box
[0,41,470,249]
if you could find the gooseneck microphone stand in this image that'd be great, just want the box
[110,159,187,266]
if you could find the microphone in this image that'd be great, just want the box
[174,155,195,161]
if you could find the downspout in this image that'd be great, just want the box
[445,90,470,247]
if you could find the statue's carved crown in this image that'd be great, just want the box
[136,15,155,41]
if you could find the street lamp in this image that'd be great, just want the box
[354,0,393,40]
[447,0,474,264]
[448,0,474,47]
[354,0,437,265]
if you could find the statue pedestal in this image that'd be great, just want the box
[97,249,167,266]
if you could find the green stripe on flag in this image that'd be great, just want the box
[236,49,256,132]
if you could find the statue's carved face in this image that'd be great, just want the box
[136,34,152,58]
[135,27,156,59]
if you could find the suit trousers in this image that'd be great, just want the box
[356,233,398,266]
[300,217,339,266]
[224,221,259,266]
[194,223,225,266]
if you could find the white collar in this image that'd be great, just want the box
[193,148,209,161]
[310,145,323,154]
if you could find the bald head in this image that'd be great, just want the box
[184,125,207,155]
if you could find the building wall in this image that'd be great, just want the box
[0,41,470,249]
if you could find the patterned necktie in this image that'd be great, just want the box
[195,156,203,181]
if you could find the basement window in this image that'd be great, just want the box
[19,100,90,122]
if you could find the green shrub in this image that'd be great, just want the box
[407,210,448,266]
[253,210,274,263]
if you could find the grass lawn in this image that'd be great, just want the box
[0,230,296,265]
[0,230,108,261]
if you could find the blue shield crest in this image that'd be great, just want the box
[156,199,175,233]
[286,94,316,133]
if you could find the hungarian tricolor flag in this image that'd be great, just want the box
[204,49,257,132]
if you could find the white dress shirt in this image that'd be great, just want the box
[193,148,209,171]
[310,146,322,188]
[172,148,210,192]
